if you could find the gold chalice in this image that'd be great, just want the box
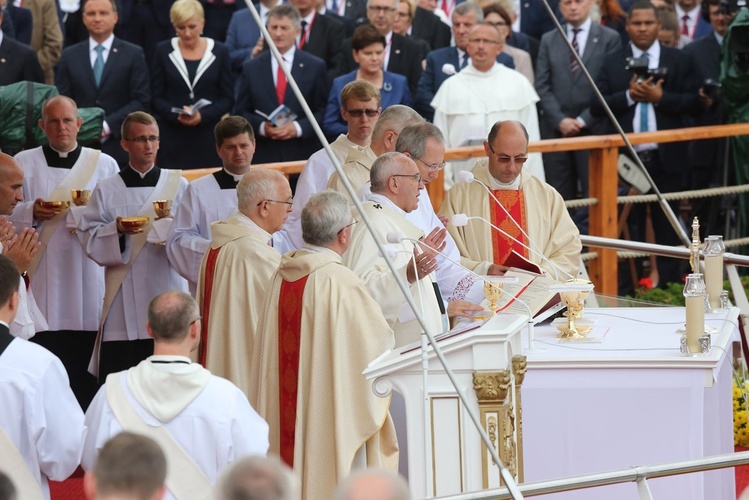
[153,200,172,219]
[40,200,70,211]
[71,189,91,206]
[557,278,594,340]
[473,278,505,321]
[120,216,150,234]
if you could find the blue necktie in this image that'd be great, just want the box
[460,54,467,70]
[331,0,338,12]
[94,45,105,87]
[639,52,649,133]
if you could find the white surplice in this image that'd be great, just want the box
[11,147,120,331]
[78,169,188,341]
[0,243,48,339]
[82,355,269,500]
[0,334,86,499]
[431,63,545,185]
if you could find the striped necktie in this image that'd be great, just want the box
[570,28,581,74]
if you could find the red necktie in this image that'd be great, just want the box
[681,15,690,36]
[276,58,287,105]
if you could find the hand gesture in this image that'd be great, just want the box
[558,117,583,137]
[420,227,447,255]
[4,227,40,274]
[406,247,438,284]
[447,300,486,319]
[0,216,15,246]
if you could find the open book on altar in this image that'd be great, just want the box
[496,268,563,322]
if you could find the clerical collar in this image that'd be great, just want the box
[302,244,341,259]
[368,192,406,215]
[232,210,272,242]
[119,165,161,187]
[212,169,242,189]
[43,143,82,169]
[489,174,521,190]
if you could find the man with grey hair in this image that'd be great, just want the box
[83,291,269,499]
[251,189,396,500]
[197,169,291,397]
[327,104,424,195]
[83,432,167,500]
[342,152,444,347]
[334,469,411,500]
[360,123,485,316]
[415,2,515,120]
[217,456,297,500]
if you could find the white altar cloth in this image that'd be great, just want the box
[522,307,738,500]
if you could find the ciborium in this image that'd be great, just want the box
[71,189,91,206]
[153,200,173,219]
[557,278,594,340]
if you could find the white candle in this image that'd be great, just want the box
[705,254,723,310]
[685,295,704,353]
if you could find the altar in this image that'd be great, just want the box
[522,306,738,500]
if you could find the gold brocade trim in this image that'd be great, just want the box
[512,355,527,483]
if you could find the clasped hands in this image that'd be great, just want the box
[629,74,663,104]
[0,216,40,274]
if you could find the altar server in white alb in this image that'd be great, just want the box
[342,152,444,347]
[83,291,269,500]
[166,116,255,293]
[0,153,46,341]
[12,95,120,409]
[431,23,544,186]
[79,111,188,381]
[0,254,86,500]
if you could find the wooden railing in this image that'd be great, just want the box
[182,123,749,295]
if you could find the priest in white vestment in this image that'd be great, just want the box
[432,24,544,186]
[78,112,188,380]
[439,120,582,279]
[250,190,397,500]
[0,254,85,500]
[83,291,269,500]
[327,105,424,196]
[196,169,291,397]
[342,152,445,347]
[281,80,381,250]
[12,96,120,409]
[166,116,256,293]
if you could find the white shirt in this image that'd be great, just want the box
[627,41,660,150]
[383,31,394,71]
[88,34,114,67]
[567,17,592,56]
[674,4,701,39]
[264,46,302,137]
[296,10,316,47]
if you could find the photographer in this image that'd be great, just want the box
[683,0,736,237]
[591,0,701,287]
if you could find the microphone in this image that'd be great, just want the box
[451,213,574,282]
[386,233,547,351]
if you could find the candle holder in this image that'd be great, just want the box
[682,273,709,355]
[703,235,726,312]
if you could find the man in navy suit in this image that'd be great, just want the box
[0,8,44,85]
[338,0,424,94]
[518,0,560,40]
[115,0,171,64]
[592,0,700,286]
[675,0,712,43]
[4,3,32,45]
[56,0,150,168]
[234,4,328,164]
[415,2,514,120]
[224,0,277,73]
[535,0,621,202]
[291,0,344,80]
[411,5,451,51]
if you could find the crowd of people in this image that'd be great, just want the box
[0,0,736,497]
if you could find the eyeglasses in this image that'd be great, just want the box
[367,5,396,13]
[487,143,528,164]
[128,135,160,144]
[415,157,446,172]
[338,218,358,234]
[345,108,379,118]
[190,316,202,325]
[257,199,294,206]
[392,173,423,183]
[468,38,501,45]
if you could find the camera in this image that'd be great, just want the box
[625,56,668,82]
[702,79,722,101]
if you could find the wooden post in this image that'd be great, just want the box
[588,146,619,295]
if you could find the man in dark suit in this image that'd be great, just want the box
[535,0,621,203]
[56,0,150,168]
[675,0,713,43]
[592,0,700,285]
[0,9,44,85]
[683,0,733,236]
[415,2,514,120]
[4,3,32,45]
[324,0,366,22]
[410,5,451,51]
[115,0,171,64]
[337,0,423,94]
[225,2,267,73]
[291,0,344,80]
[519,0,560,40]
[234,4,328,164]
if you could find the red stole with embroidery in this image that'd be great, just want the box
[489,189,529,266]
[198,247,221,367]
[277,275,310,467]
